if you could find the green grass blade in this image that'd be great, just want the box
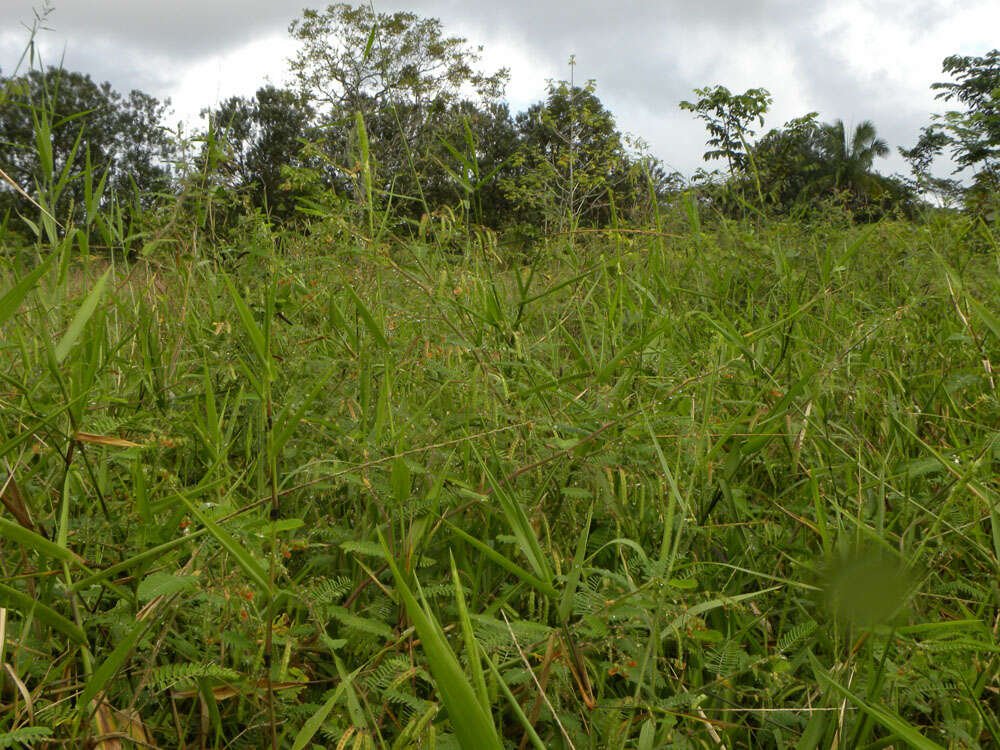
[445,521,559,599]
[223,274,268,368]
[0,252,55,327]
[0,582,87,645]
[69,531,206,593]
[558,503,592,625]
[481,645,547,750]
[54,267,110,363]
[477,458,553,584]
[344,283,389,349]
[175,492,269,593]
[0,516,91,572]
[662,587,780,638]
[290,683,347,750]
[381,532,502,749]
[450,551,489,712]
[77,617,149,715]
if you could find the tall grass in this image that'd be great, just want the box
[3,25,1000,750]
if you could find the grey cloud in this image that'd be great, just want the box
[3,0,302,56]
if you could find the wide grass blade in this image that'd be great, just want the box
[445,521,559,599]
[381,532,502,749]
[0,252,55,327]
[0,515,91,572]
[77,617,149,715]
[223,274,268,369]
[344,282,389,349]
[450,551,489,711]
[0,583,88,645]
[54,267,110,363]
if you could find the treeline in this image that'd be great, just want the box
[1,3,998,243]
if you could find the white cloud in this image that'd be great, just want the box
[166,33,297,126]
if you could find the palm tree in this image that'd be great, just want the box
[815,119,890,202]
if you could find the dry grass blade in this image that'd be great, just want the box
[501,610,575,750]
[73,432,144,449]
[3,661,35,724]
[0,164,62,228]
[1,467,37,533]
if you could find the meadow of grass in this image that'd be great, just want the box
[2,186,1000,749]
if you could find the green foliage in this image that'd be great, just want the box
[0,66,172,224]
[0,727,52,748]
[289,3,508,114]
[503,76,638,231]
[932,50,1000,184]
[5,202,999,747]
[909,49,1000,217]
[680,84,772,177]
[814,119,890,199]
[696,102,919,220]
[148,662,244,692]
[207,85,319,221]
[287,2,510,227]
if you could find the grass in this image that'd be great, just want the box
[2,21,1000,744]
[2,198,1000,748]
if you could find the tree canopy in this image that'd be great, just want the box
[208,85,318,219]
[0,66,172,223]
[903,49,1000,213]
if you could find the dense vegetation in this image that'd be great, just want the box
[3,5,1000,749]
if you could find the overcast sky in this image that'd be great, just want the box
[2,0,998,178]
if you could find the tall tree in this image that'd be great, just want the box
[209,85,318,220]
[814,119,890,199]
[0,66,172,225]
[504,78,632,231]
[904,50,1000,213]
[287,4,509,216]
[289,3,507,116]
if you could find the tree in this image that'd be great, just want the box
[740,114,916,219]
[904,50,1000,213]
[933,51,1000,180]
[208,85,318,220]
[288,4,509,217]
[0,66,172,225]
[680,85,772,178]
[504,77,632,231]
[746,113,823,210]
[814,119,890,199]
[898,128,962,207]
[423,100,520,228]
[289,4,507,115]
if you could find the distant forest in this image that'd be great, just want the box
[1,4,998,237]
